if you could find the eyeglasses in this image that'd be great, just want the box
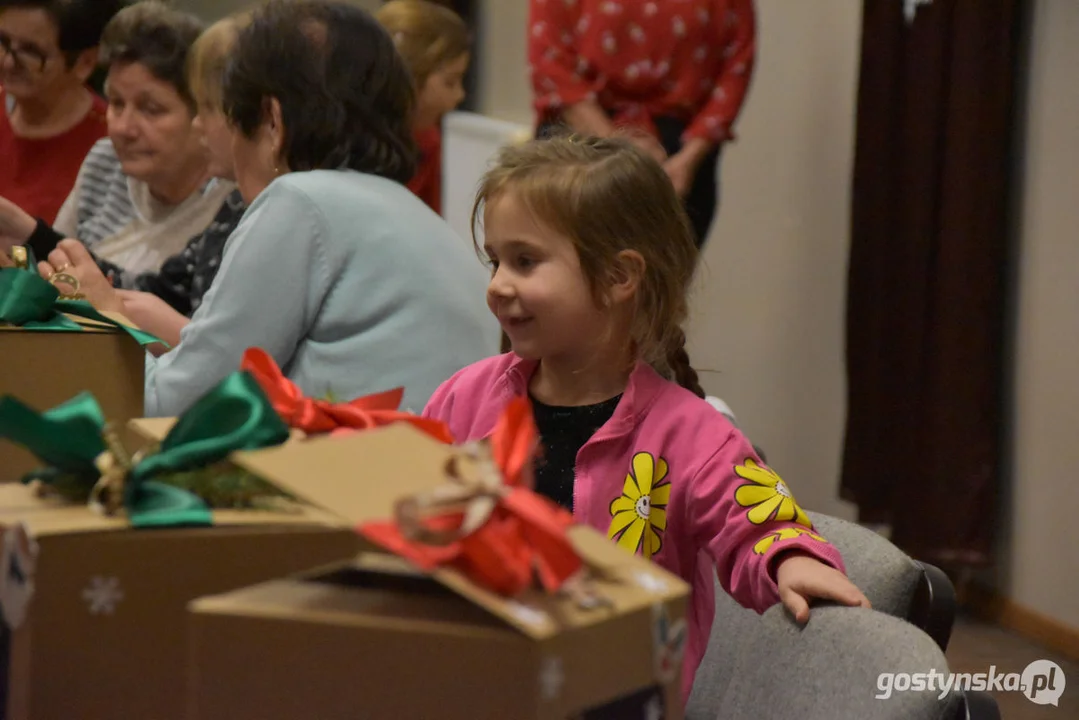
[0,32,50,73]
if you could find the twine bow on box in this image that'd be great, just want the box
[240,347,453,443]
[361,397,608,606]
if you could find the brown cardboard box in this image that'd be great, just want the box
[0,421,459,720]
[0,321,145,483]
[186,428,692,720]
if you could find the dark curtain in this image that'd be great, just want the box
[840,0,1026,567]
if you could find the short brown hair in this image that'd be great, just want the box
[0,0,124,60]
[473,135,705,396]
[376,0,470,88]
[224,0,415,182]
[187,11,251,111]
[100,0,204,109]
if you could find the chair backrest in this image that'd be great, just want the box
[717,604,964,719]
[684,582,758,719]
[807,512,957,650]
[806,511,921,618]
[685,512,954,719]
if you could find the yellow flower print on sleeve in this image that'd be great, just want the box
[608,452,671,559]
[733,458,812,528]
[752,527,828,555]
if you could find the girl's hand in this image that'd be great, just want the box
[776,553,871,624]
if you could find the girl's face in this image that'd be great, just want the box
[483,190,616,366]
[415,52,468,128]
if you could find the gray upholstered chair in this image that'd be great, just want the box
[684,512,993,720]
[712,605,993,720]
[806,511,957,651]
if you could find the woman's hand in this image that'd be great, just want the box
[663,137,715,197]
[776,553,871,624]
[37,239,122,312]
[114,290,189,354]
[626,132,668,165]
[0,195,36,252]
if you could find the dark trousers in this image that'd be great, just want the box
[538,117,720,249]
[654,116,720,249]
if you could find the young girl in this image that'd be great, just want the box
[376,0,470,215]
[422,136,870,704]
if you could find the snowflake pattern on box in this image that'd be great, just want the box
[539,656,565,701]
[82,576,124,615]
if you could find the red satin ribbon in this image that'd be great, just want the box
[239,347,453,443]
[359,396,584,597]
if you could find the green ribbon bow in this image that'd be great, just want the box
[0,371,290,527]
[0,267,163,346]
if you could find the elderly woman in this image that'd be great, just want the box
[81,0,497,417]
[34,12,250,348]
[0,0,231,288]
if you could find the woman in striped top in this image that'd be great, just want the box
[0,1,231,288]
[24,11,252,352]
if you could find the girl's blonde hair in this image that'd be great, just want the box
[473,135,705,397]
[375,0,470,88]
[187,10,252,111]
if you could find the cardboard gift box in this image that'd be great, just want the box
[185,425,692,720]
[0,420,461,720]
[0,316,146,485]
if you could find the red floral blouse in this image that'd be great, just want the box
[528,0,756,144]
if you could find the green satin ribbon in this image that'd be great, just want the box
[0,267,164,347]
[127,372,291,527]
[0,392,106,477]
[0,371,290,528]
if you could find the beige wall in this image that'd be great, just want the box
[681,0,862,522]
[998,0,1079,625]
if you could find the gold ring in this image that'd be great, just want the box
[53,263,71,274]
[10,246,28,270]
[48,271,83,300]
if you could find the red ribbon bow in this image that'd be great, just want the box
[359,397,584,597]
[239,347,453,443]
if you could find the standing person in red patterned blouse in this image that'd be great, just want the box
[0,0,123,224]
[529,0,756,247]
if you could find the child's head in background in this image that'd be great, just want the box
[377,0,469,130]
[474,135,705,398]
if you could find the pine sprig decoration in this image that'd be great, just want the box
[30,460,299,514]
[158,460,298,511]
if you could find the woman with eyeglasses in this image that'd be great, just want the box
[0,0,123,224]
[0,0,232,291]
